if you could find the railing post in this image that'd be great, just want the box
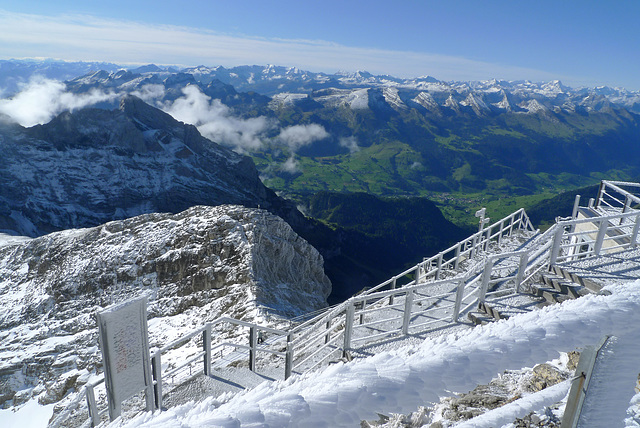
[593,219,608,256]
[284,340,294,380]
[470,234,478,259]
[498,221,504,245]
[249,326,257,372]
[451,280,465,322]
[359,300,366,325]
[435,253,443,280]
[401,290,414,335]
[549,226,564,266]
[86,384,100,427]
[621,196,630,225]
[572,195,581,219]
[151,353,162,410]
[596,181,604,208]
[342,302,355,358]
[389,277,396,305]
[478,258,494,304]
[631,214,640,248]
[515,252,529,293]
[484,225,492,250]
[325,320,331,344]
[454,243,461,269]
[203,324,212,376]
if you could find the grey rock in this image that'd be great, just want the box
[0,95,302,238]
[0,205,330,411]
[526,363,568,393]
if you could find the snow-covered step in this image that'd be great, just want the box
[549,265,604,294]
[541,273,591,299]
[467,310,493,326]
[531,285,573,304]
[469,293,543,325]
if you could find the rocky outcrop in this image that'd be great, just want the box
[0,95,304,237]
[0,205,330,410]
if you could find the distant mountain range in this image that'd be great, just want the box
[1,59,639,290]
[3,58,640,199]
[0,89,465,301]
[2,59,639,112]
[0,60,628,198]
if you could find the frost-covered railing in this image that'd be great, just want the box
[82,183,640,424]
[286,201,640,373]
[151,317,289,408]
[549,209,640,264]
[286,250,538,373]
[357,208,535,297]
[595,180,640,212]
[84,318,290,426]
[282,209,536,372]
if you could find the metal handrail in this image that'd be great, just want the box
[85,184,640,426]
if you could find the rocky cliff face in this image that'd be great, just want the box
[0,95,304,237]
[0,205,330,411]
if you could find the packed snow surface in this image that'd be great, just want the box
[109,279,640,427]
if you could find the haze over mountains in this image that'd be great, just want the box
[3,59,639,204]
[2,59,640,294]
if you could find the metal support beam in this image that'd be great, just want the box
[595,181,604,208]
[249,326,257,372]
[435,254,443,280]
[203,325,211,376]
[593,220,608,256]
[401,290,414,335]
[151,353,162,410]
[389,277,397,305]
[86,384,100,427]
[478,258,494,304]
[515,252,529,293]
[632,214,640,248]
[549,226,564,266]
[560,336,610,428]
[451,280,465,322]
[572,195,581,219]
[284,341,294,380]
[342,303,355,358]
[484,226,492,251]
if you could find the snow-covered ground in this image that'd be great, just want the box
[104,267,640,427]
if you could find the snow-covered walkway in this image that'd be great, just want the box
[109,273,640,427]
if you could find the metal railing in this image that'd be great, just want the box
[285,202,640,374]
[356,208,535,296]
[549,209,640,264]
[596,180,640,212]
[85,318,290,425]
[82,182,640,425]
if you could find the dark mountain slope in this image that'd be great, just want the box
[0,95,303,237]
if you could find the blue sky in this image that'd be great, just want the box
[0,1,638,89]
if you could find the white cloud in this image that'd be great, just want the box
[0,76,118,126]
[277,124,329,151]
[339,136,360,153]
[130,84,166,104]
[162,85,273,152]
[281,156,301,174]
